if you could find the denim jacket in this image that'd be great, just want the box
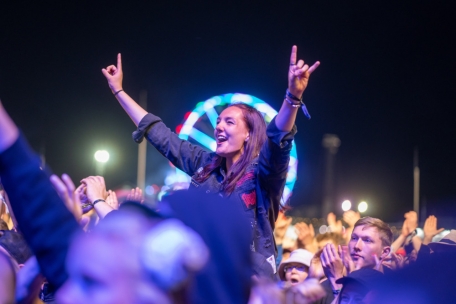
[133,113,297,277]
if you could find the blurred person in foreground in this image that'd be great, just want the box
[0,101,253,303]
[369,230,456,304]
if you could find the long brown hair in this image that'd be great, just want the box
[194,103,267,195]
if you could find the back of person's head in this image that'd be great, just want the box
[354,217,393,247]
[163,189,252,304]
[57,202,208,304]
[316,232,343,249]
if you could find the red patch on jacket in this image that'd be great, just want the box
[241,191,256,208]
[236,171,255,187]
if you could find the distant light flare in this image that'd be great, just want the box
[342,200,352,211]
[358,201,368,213]
[94,150,110,163]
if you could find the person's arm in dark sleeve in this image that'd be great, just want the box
[134,113,213,177]
[0,102,79,289]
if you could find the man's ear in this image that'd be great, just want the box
[380,246,391,260]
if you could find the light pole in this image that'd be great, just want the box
[94,150,110,176]
[322,134,341,217]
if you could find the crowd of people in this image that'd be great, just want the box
[0,45,455,303]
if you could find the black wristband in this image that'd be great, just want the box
[92,199,106,205]
[286,89,302,102]
[114,89,123,96]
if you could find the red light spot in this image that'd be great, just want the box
[184,112,191,119]
[176,124,183,133]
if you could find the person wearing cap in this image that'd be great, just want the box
[278,248,314,285]
[333,267,383,304]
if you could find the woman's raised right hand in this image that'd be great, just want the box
[102,53,123,94]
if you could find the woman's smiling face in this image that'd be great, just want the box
[214,106,250,165]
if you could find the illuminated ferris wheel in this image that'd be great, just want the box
[165,93,298,204]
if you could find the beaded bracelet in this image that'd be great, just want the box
[285,97,302,108]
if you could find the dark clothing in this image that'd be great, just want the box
[163,190,252,304]
[134,113,296,276]
[312,279,335,304]
[0,135,80,289]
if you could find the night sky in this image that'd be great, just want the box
[1,1,455,223]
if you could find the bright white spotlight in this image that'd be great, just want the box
[342,200,352,211]
[94,150,110,163]
[358,201,368,213]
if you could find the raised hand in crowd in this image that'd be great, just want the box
[295,221,318,253]
[423,215,444,245]
[102,54,148,126]
[126,187,144,204]
[342,210,360,243]
[402,211,418,236]
[274,211,293,246]
[106,190,120,210]
[288,45,320,96]
[392,210,418,252]
[79,176,114,219]
[50,174,89,227]
[327,212,343,235]
[382,252,405,271]
[321,243,345,292]
[342,210,360,228]
[102,53,123,94]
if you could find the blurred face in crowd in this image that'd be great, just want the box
[56,212,171,304]
[349,225,390,269]
[284,262,309,285]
